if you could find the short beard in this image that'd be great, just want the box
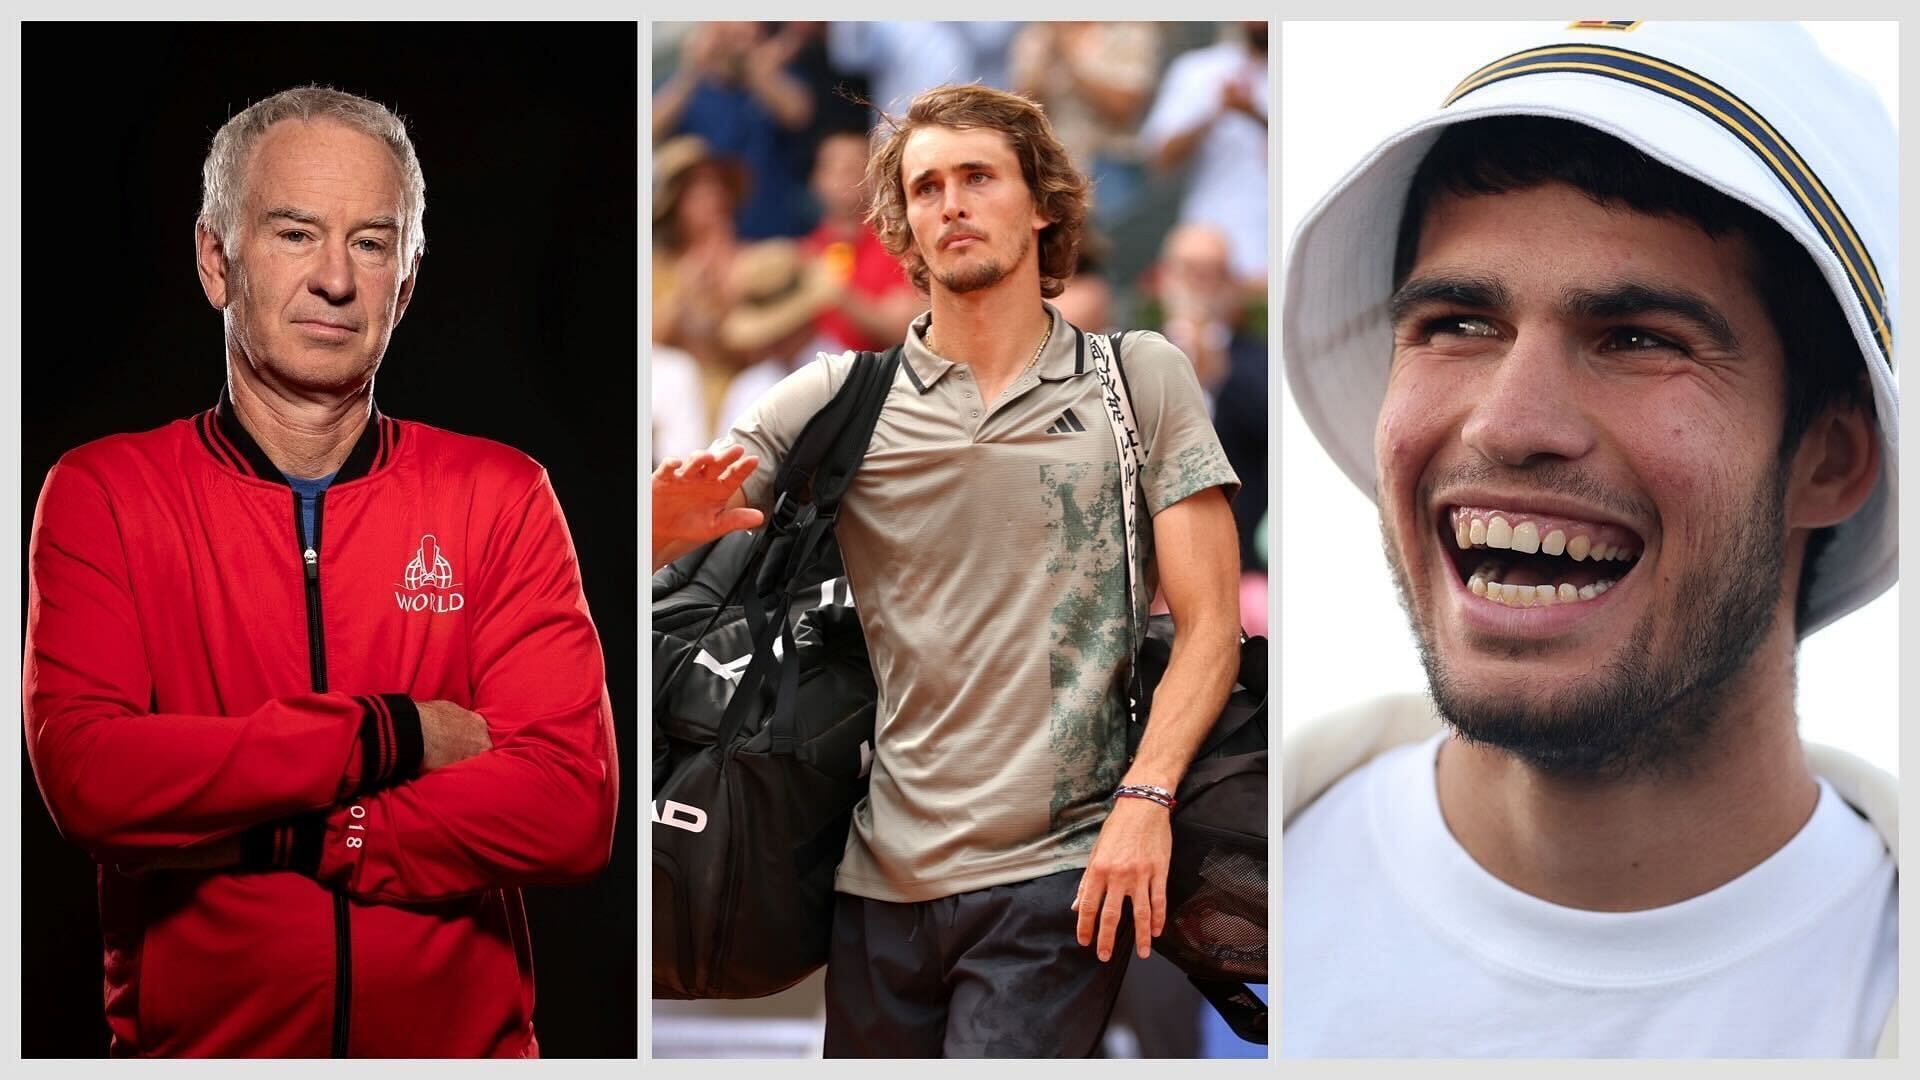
[1384,464,1788,780]
[933,228,1031,294]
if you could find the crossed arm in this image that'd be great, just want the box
[23,462,617,903]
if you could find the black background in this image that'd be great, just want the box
[20,23,638,1057]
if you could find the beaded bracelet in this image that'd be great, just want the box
[1114,783,1177,811]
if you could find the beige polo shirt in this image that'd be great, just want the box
[719,303,1239,902]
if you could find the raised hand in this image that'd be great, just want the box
[652,445,765,570]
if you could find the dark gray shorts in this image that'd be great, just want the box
[823,869,1133,1058]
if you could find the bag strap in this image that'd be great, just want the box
[653,347,900,725]
[715,347,900,756]
[1088,329,1148,738]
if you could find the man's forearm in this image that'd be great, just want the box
[651,68,699,144]
[745,63,813,131]
[27,692,419,860]
[1122,616,1240,791]
[1152,117,1215,173]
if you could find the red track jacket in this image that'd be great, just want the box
[23,395,619,1057]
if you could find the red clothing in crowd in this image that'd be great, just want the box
[803,223,915,353]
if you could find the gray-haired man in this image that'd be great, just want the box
[25,85,617,1057]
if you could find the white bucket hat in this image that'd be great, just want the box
[1282,21,1897,636]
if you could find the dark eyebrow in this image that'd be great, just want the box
[1388,275,1513,327]
[907,161,996,190]
[1562,282,1740,353]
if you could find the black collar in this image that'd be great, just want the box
[198,386,393,486]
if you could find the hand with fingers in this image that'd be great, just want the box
[1072,794,1174,962]
[651,444,766,571]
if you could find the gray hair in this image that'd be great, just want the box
[198,85,427,264]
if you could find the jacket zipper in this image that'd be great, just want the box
[295,489,351,1058]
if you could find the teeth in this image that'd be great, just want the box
[1486,516,1513,549]
[1456,518,1473,549]
[1542,530,1566,556]
[1567,534,1591,561]
[1468,574,1622,607]
[1511,522,1540,554]
[1469,518,1488,546]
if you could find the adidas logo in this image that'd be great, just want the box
[1045,408,1087,435]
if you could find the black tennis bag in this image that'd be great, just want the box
[1099,328,1269,1044]
[651,348,898,1000]
[1136,620,1268,1044]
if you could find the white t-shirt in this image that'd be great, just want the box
[1282,733,1897,1058]
[1137,41,1269,280]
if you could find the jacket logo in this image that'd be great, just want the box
[395,534,465,613]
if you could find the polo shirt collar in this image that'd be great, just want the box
[901,303,1089,394]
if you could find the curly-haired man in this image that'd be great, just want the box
[652,83,1242,1056]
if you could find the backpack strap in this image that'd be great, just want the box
[653,347,900,726]
[714,347,901,757]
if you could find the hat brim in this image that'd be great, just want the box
[717,263,842,355]
[1283,40,1897,636]
[653,157,750,226]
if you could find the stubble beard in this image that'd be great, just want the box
[1382,465,1789,779]
[932,228,1032,295]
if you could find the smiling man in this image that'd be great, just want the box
[23,86,617,1057]
[1280,23,1896,1058]
[652,83,1242,1056]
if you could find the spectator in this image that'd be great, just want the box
[1010,22,1159,227]
[650,342,707,467]
[828,21,1022,119]
[778,22,874,160]
[1154,223,1266,574]
[1138,22,1268,287]
[654,21,817,239]
[652,239,842,467]
[1052,229,1113,333]
[802,129,919,352]
[713,239,845,434]
[652,134,744,365]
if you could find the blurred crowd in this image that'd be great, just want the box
[652,21,1270,603]
[650,20,1270,1058]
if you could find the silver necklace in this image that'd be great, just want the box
[927,318,1053,376]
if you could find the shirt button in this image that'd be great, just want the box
[970,409,980,417]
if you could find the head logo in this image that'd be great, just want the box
[395,534,464,613]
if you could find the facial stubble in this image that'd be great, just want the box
[932,227,1033,295]
[1382,466,1788,778]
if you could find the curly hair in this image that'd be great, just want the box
[863,84,1089,299]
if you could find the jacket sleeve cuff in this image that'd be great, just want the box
[239,812,327,875]
[354,694,425,795]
